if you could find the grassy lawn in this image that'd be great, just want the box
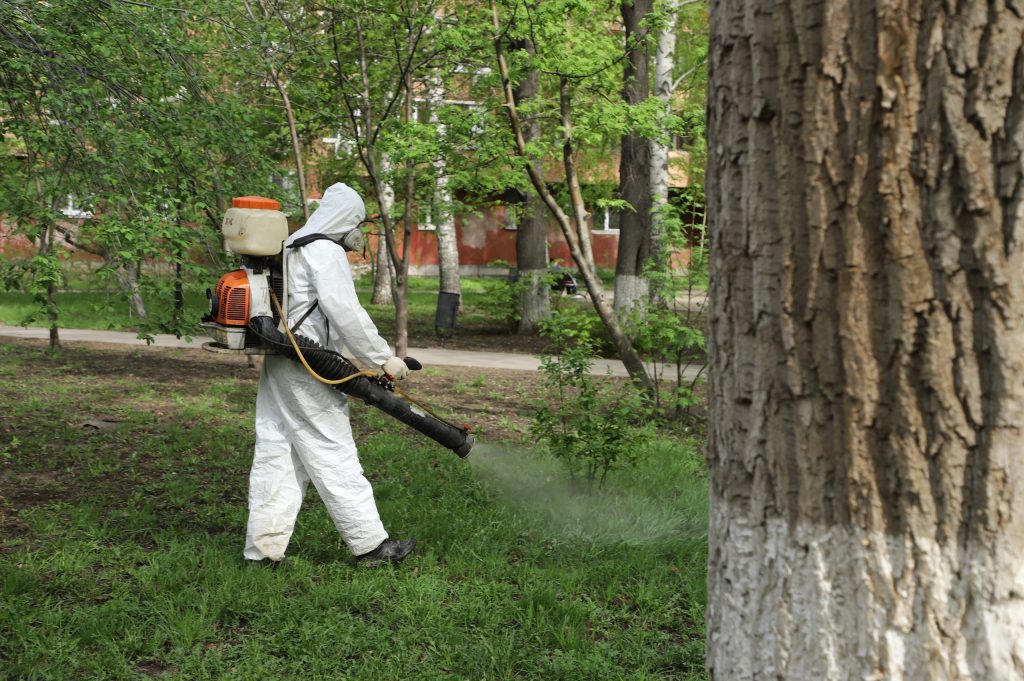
[0,270,707,358]
[0,274,551,353]
[0,342,708,680]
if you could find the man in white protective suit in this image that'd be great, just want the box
[244,182,416,567]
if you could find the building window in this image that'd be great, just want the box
[61,194,93,220]
[503,203,520,231]
[593,206,620,233]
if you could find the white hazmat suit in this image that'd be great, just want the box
[244,183,403,561]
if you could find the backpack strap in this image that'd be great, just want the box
[286,233,340,249]
[290,299,319,334]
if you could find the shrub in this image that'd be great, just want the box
[531,306,653,490]
[625,303,705,417]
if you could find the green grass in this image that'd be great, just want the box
[0,275,514,337]
[0,290,209,332]
[0,343,708,680]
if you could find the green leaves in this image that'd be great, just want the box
[1,0,280,333]
[533,303,654,489]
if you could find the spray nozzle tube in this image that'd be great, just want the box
[247,316,474,458]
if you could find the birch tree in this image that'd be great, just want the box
[647,0,706,304]
[425,79,461,297]
[706,1,1024,678]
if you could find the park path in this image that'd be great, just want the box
[0,324,704,381]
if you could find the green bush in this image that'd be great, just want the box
[473,275,519,331]
[626,304,705,416]
[531,306,653,490]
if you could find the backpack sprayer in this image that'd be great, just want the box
[200,196,474,458]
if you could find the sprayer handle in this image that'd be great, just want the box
[403,356,423,371]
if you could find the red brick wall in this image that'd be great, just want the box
[400,204,621,271]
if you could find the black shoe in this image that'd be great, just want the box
[356,538,417,567]
[245,557,284,569]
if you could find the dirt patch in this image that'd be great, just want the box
[413,325,554,355]
[0,339,551,535]
[0,338,703,544]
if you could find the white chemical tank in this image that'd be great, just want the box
[222,196,288,256]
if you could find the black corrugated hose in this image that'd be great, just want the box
[247,316,474,458]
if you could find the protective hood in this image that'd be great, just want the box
[285,183,366,246]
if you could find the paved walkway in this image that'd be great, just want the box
[0,324,704,381]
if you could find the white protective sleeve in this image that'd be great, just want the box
[307,244,393,370]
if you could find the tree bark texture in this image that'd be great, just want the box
[434,173,461,296]
[511,37,551,334]
[516,190,551,335]
[614,0,654,315]
[706,2,1024,679]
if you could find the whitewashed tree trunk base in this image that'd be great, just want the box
[613,273,648,317]
[706,1,1024,677]
[707,510,1024,680]
[516,268,550,335]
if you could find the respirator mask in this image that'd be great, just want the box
[338,229,365,253]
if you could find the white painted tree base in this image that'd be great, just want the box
[613,274,648,317]
[516,269,550,334]
[707,509,1024,680]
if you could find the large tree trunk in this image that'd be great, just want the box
[516,193,551,335]
[706,2,1024,679]
[614,0,654,316]
[511,38,551,335]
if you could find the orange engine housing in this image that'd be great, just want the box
[212,269,250,326]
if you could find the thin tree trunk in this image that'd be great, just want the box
[40,221,60,350]
[245,0,309,219]
[427,78,461,296]
[31,169,60,350]
[648,0,678,300]
[390,3,423,359]
[706,2,1024,678]
[614,0,653,316]
[275,76,309,220]
[394,83,416,357]
[491,2,653,390]
[344,15,395,308]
